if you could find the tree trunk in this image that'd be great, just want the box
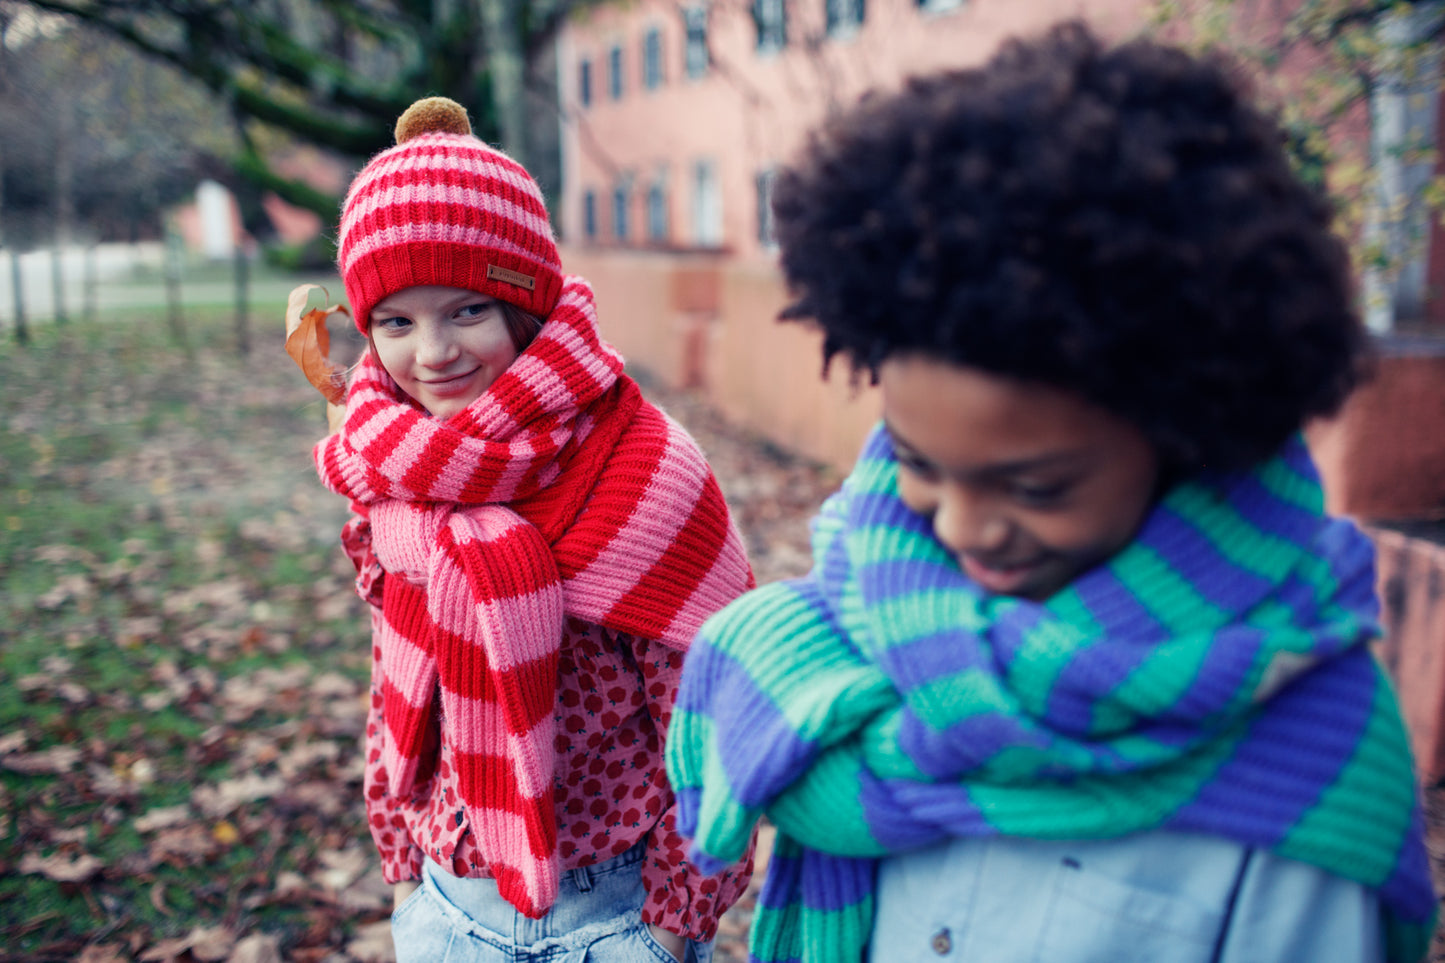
[234,239,250,355]
[479,0,529,166]
[164,227,189,354]
[10,250,28,345]
[1364,1,1444,332]
[50,101,76,325]
[83,243,97,324]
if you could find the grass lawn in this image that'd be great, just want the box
[1,308,387,961]
[0,301,837,962]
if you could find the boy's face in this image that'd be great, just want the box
[880,354,1160,602]
[368,285,520,419]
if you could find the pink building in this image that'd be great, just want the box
[554,0,1151,473]
[557,0,1148,261]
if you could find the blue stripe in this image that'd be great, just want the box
[900,709,1051,777]
[1073,567,1168,639]
[676,642,823,810]
[1166,648,1377,845]
[856,770,950,849]
[799,849,875,914]
[1167,624,1266,721]
[872,627,991,695]
[1148,506,1274,615]
[1378,805,1438,923]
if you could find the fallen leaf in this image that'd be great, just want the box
[4,745,82,774]
[77,945,130,963]
[192,772,286,818]
[186,926,236,962]
[314,847,369,892]
[344,920,396,963]
[212,820,241,845]
[284,284,351,405]
[133,804,191,833]
[150,880,173,917]
[20,850,103,882]
[228,933,283,963]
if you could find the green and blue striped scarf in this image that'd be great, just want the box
[667,427,1436,962]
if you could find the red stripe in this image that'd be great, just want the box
[442,522,559,600]
[380,677,435,760]
[606,477,730,638]
[401,425,463,497]
[352,153,550,219]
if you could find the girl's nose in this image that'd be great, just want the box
[415,325,458,367]
[930,488,1010,557]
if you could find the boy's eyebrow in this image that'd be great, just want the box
[885,421,1090,476]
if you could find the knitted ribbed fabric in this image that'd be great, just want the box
[337,98,564,332]
[667,427,1437,963]
[316,276,754,918]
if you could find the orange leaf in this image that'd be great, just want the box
[284,284,352,406]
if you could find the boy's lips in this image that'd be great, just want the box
[958,553,1044,596]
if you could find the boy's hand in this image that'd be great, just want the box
[394,880,419,909]
[648,923,686,962]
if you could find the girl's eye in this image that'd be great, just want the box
[372,316,410,332]
[456,302,495,321]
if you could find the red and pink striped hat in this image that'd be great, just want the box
[337,97,564,334]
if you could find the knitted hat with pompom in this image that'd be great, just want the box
[337,96,563,334]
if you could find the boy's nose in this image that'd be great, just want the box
[931,490,1010,558]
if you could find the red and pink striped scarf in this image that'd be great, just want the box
[314,276,753,917]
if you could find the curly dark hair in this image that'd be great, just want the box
[771,21,1369,475]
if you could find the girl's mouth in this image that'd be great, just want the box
[421,370,479,393]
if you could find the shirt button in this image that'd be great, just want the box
[931,928,952,955]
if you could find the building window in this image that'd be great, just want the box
[753,0,786,51]
[612,179,631,242]
[583,190,597,241]
[755,168,776,247]
[608,44,624,100]
[825,0,864,36]
[647,172,669,242]
[578,58,592,108]
[692,159,721,247]
[683,5,709,79]
[643,28,664,90]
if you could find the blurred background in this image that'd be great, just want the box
[2,1,1444,961]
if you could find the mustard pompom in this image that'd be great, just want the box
[394,97,472,144]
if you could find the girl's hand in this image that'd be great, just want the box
[648,923,686,962]
[394,880,419,909]
[326,401,347,436]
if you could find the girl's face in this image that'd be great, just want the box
[880,353,1161,602]
[368,285,520,419]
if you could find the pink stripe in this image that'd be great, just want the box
[661,527,752,646]
[342,223,548,277]
[446,713,554,799]
[342,182,553,249]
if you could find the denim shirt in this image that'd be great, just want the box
[869,830,1383,962]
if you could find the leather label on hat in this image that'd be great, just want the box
[487,264,536,291]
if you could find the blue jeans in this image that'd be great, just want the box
[391,841,714,963]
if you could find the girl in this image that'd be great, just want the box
[312,97,755,963]
[665,23,1438,963]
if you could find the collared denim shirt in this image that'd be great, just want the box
[869,830,1383,962]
